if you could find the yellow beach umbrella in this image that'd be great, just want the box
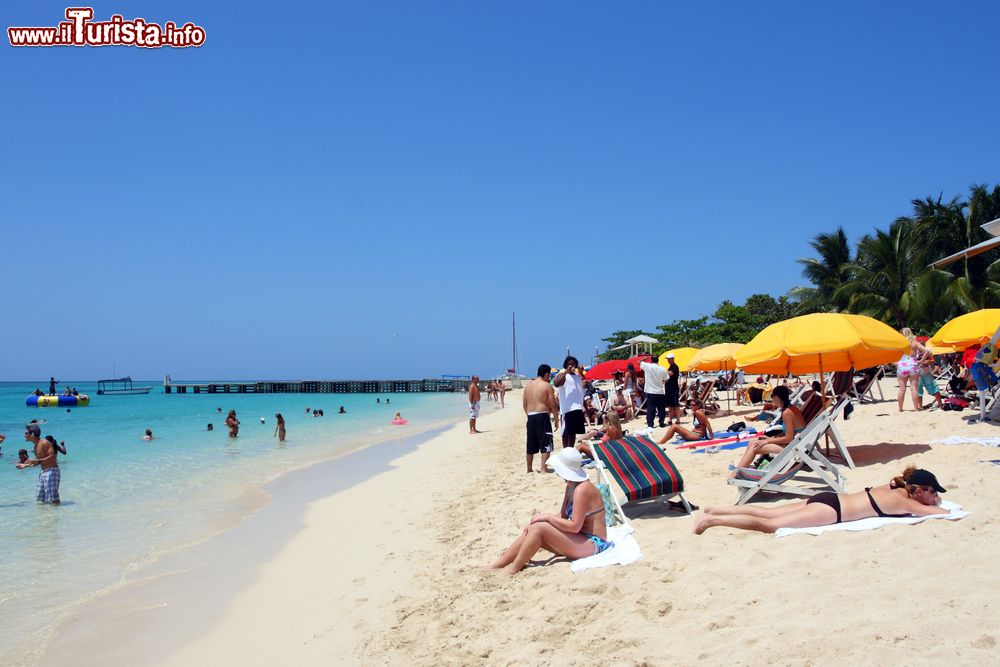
[734,313,909,378]
[658,347,699,372]
[689,343,745,372]
[929,309,1000,351]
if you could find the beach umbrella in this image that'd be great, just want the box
[734,313,909,397]
[929,309,1000,351]
[689,343,745,372]
[586,359,629,380]
[658,347,699,372]
[689,343,744,412]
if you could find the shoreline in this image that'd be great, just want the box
[32,409,474,667]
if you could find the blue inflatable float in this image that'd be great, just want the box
[26,394,90,407]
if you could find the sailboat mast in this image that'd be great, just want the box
[511,311,519,377]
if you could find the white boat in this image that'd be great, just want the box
[97,377,152,395]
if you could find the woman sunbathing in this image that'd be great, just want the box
[694,466,948,534]
[487,448,610,576]
[656,399,714,443]
[728,385,803,478]
[576,411,624,446]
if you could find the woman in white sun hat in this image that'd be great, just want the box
[487,448,611,576]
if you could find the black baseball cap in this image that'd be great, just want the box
[909,469,946,493]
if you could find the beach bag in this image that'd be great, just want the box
[942,397,968,411]
[726,421,747,433]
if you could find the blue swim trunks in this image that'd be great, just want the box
[35,467,60,504]
[916,372,939,397]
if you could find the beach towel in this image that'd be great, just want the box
[691,440,749,453]
[570,525,642,573]
[775,500,969,538]
[932,435,1000,448]
[672,428,756,445]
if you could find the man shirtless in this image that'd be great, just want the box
[468,375,482,434]
[523,364,560,473]
[18,424,60,504]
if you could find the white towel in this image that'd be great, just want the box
[570,525,642,573]
[775,500,969,538]
[932,435,1000,447]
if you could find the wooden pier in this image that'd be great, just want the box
[162,376,483,395]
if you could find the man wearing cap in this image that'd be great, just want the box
[18,424,61,504]
[640,354,670,429]
[664,353,681,425]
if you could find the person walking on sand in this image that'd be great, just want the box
[18,424,60,504]
[554,356,587,448]
[498,379,506,408]
[469,375,482,434]
[523,364,560,473]
[640,355,670,429]
[225,410,240,438]
[274,413,286,442]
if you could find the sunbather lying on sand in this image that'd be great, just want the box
[487,448,610,576]
[694,466,948,534]
[728,385,803,479]
[656,398,713,443]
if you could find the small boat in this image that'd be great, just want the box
[97,377,152,396]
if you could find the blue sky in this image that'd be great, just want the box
[2,1,998,381]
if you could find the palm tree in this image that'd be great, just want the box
[789,227,853,313]
[838,218,927,329]
[913,184,1000,312]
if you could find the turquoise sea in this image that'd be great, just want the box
[0,381,469,662]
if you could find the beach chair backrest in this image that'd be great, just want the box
[830,370,854,397]
[800,391,824,425]
[592,435,684,502]
[697,379,715,404]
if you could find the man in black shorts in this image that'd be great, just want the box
[554,356,587,448]
[523,364,560,473]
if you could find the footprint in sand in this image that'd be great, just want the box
[972,635,996,649]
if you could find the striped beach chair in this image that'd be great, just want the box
[588,435,695,523]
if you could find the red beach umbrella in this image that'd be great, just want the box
[586,359,629,380]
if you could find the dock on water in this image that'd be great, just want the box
[162,375,486,394]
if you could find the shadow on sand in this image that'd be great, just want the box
[847,442,932,467]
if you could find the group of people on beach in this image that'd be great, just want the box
[479,347,957,576]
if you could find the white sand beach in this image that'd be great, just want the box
[69,383,1000,665]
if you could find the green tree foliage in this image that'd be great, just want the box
[792,183,1000,334]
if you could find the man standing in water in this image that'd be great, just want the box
[554,356,586,448]
[468,375,482,434]
[523,365,559,473]
[18,424,60,504]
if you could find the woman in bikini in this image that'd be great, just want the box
[896,327,924,412]
[728,385,804,478]
[694,466,948,534]
[487,448,610,576]
[274,413,286,442]
[225,410,240,438]
[656,398,714,444]
[575,411,624,452]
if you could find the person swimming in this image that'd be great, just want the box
[143,429,155,441]
[207,423,214,431]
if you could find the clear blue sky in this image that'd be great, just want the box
[2,1,997,380]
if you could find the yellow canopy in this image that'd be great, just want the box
[658,347,699,372]
[928,309,1000,351]
[689,343,744,372]
[734,313,909,374]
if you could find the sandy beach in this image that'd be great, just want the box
[59,380,994,666]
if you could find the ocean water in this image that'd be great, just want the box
[0,381,471,662]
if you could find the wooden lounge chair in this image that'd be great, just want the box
[727,413,849,504]
[587,434,695,522]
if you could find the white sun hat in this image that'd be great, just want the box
[547,448,588,482]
